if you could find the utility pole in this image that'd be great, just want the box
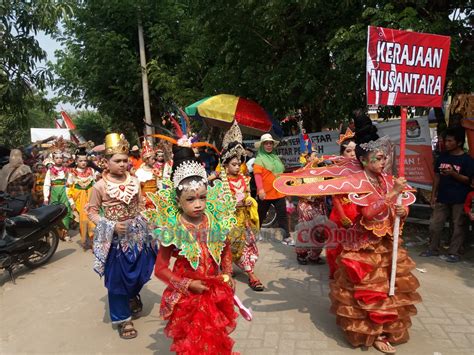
[138,17,153,141]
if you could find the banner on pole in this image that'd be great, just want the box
[366,26,451,107]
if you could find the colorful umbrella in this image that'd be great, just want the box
[185,94,272,136]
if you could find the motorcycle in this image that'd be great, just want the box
[0,193,67,283]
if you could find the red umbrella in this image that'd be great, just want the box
[185,94,272,136]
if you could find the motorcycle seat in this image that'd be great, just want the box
[5,204,66,237]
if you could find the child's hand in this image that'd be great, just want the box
[114,221,128,235]
[188,280,209,294]
[469,212,474,221]
[395,204,407,217]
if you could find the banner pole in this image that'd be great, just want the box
[389,106,407,296]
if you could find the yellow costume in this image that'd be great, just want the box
[67,167,96,245]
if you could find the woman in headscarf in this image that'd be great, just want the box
[0,149,34,199]
[253,134,293,245]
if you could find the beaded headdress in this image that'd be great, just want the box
[49,137,68,158]
[221,121,246,164]
[104,133,129,156]
[359,135,391,155]
[172,159,207,191]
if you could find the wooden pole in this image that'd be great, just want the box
[138,17,153,142]
[389,106,407,296]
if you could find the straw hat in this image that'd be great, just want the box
[254,133,279,149]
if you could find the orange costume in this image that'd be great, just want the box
[274,157,421,347]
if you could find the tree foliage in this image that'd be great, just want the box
[73,110,139,145]
[0,93,56,148]
[0,0,72,122]
[53,0,473,135]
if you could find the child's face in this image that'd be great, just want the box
[76,156,88,169]
[145,155,156,167]
[177,184,207,220]
[226,158,241,176]
[53,155,63,166]
[34,164,44,173]
[106,154,129,175]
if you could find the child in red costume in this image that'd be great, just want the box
[327,129,357,278]
[144,144,238,355]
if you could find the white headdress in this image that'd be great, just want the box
[172,160,207,191]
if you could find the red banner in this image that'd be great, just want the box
[366,26,451,107]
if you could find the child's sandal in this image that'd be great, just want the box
[118,321,137,339]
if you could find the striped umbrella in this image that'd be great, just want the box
[185,94,272,136]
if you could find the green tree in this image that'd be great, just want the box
[73,110,139,145]
[53,1,472,135]
[0,0,72,121]
[0,92,56,148]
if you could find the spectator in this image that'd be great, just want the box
[0,149,35,200]
[253,133,293,245]
[421,127,474,262]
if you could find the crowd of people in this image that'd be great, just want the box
[0,113,473,354]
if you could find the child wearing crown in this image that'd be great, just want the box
[43,138,74,240]
[67,147,97,250]
[221,122,263,291]
[86,133,157,340]
[143,142,239,354]
[135,139,160,209]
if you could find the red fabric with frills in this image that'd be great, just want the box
[354,289,388,305]
[327,195,358,278]
[340,258,374,284]
[165,277,238,355]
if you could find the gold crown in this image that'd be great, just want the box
[104,133,130,156]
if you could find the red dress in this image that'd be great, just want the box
[154,215,238,355]
[327,195,358,278]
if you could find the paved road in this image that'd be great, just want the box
[1,227,473,355]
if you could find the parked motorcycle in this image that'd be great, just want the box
[0,193,67,283]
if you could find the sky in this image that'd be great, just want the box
[36,31,77,112]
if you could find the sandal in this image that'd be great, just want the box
[373,336,396,354]
[249,279,264,291]
[129,295,143,316]
[296,255,308,265]
[118,321,137,339]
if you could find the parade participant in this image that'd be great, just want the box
[221,122,263,291]
[67,147,97,250]
[153,142,172,189]
[128,145,142,175]
[327,128,358,278]
[253,133,292,245]
[135,139,159,209]
[0,149,34,199]
[143,140,238,354]
[86,133,157,340]
[43,138,74,241]
[32,162,46,207]
[294,155,328,265]
[274,133,421,354]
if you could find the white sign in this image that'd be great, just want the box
[30,128,71,142]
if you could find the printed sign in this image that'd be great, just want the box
[366,26,451,107]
